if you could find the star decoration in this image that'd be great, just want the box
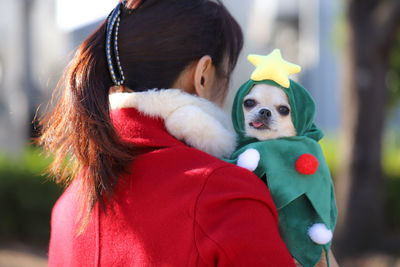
[248,49,301,88]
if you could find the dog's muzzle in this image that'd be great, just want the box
[259,108,272,118]
[249,109,272,130]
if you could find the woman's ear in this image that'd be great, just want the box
[193,55,215,99]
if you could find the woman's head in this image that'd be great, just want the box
[38,0,243,228]
[117,0,242,95]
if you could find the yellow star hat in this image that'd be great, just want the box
[248,49,301,88]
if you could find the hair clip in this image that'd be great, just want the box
[105,0,127,86]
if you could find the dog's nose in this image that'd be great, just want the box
[259,108,272,118]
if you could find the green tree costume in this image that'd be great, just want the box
[227,74,337,266]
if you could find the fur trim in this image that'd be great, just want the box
[109,89,237,158]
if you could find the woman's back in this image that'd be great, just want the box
[49,106,295,266]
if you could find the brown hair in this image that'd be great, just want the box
[38,0,243,226]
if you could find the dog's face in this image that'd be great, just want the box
[242,84,296,140]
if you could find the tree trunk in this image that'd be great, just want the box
[335,0,400,259]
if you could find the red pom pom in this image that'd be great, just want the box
[296,154,319,175]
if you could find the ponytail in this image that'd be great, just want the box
[38,22,137,227]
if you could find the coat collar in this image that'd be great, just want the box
[109,89,237,158]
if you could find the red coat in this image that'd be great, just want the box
[48,90,295,267]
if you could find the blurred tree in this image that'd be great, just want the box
[387,32,400,110]
[335,0,400,258]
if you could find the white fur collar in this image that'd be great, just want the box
[109,89,236,158]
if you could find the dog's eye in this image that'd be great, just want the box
[243,99,256,108]
[278,105,290,115]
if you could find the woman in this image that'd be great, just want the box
[40,0,299,266]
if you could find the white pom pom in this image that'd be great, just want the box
[237,148,260,171]
[308,223,333,245]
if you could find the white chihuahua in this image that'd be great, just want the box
[242,83,296,140]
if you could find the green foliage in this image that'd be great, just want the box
[1,138,399,244]
[387,29,400,110]
[385,176,400,233]
[383,130,400,176]
[320,132,400,178]
[319,136,339,177]
[320,132,400,232]
[0,146,62,245]
[382,130,400,232]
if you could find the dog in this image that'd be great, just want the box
[242,83,296,141]
[235,82,336,267]
[229,50,337,266]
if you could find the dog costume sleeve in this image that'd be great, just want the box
[226,50,338,267]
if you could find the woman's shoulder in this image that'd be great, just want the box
[156,143,278,210]
[195,154,278,211]
[131,143,274,202]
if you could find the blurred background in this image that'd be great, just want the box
[0,0,399,266]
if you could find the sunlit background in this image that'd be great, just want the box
[56,0,116,31]
[0,0,399,266]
